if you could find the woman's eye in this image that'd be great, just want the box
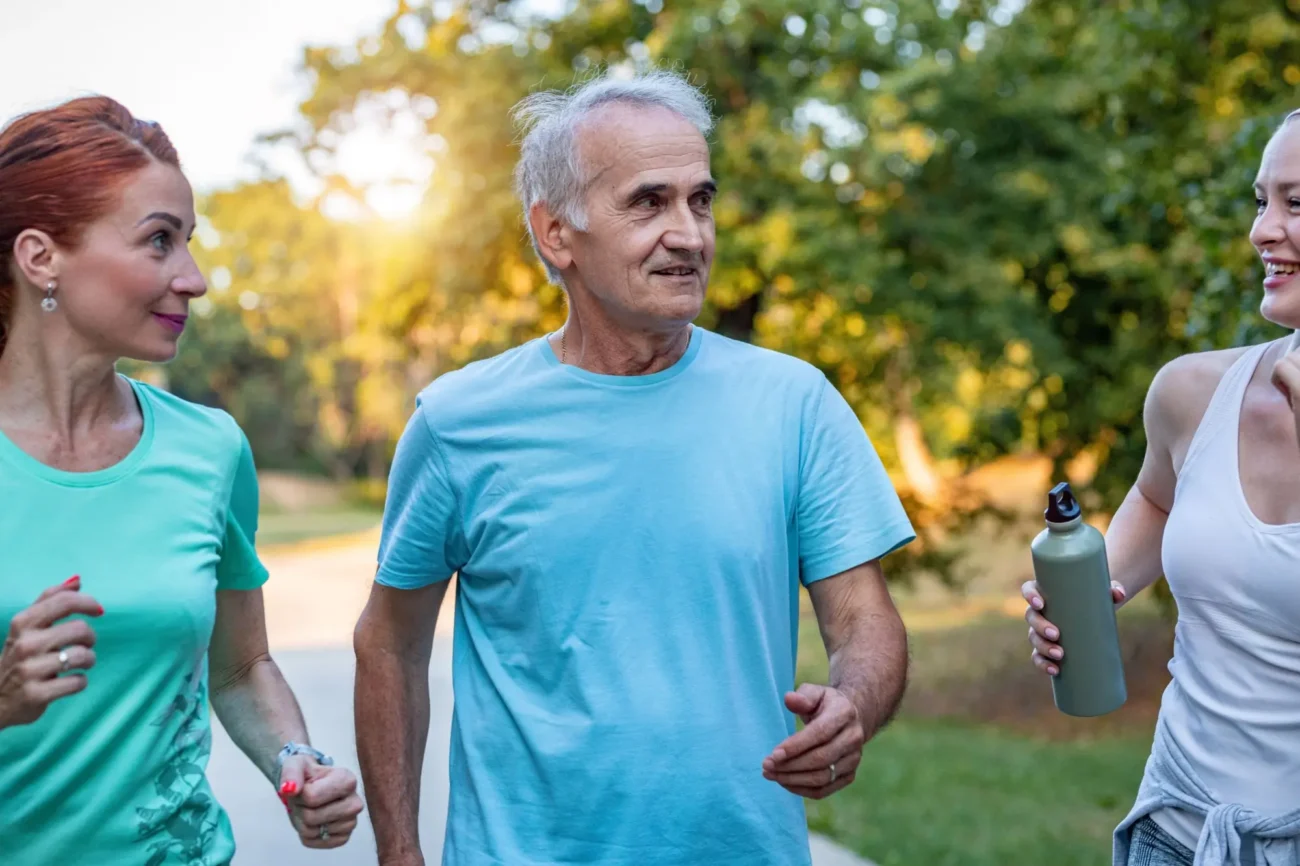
[151,231,172,252]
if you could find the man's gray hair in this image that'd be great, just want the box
[511,69,715,285]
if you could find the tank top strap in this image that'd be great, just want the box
[1179,343,1270,477]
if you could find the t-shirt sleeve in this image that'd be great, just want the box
[216,425,270,591]
[374,403,464,590]
[797,377,916,585]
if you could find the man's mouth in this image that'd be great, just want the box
[652,266,696,276]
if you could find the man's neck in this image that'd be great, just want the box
[553,316,693,376]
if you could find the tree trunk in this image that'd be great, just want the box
[894,410,943,505]
[885,347,943,504]
[714,290,763,343]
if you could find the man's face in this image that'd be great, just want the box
[565,103,716,330]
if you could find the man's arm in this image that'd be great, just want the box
[762,559,906,800]
[353,579,449,866]
[809,559,908,736]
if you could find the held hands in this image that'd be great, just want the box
[0,576,101,729]
[1022,578,1126,676]
[762,683,864,800]
[1270,345,1300,451]
[277,755,364,850]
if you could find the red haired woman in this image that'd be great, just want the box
[0,98,363,864]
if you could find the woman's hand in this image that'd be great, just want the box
[1270,345,1300,451]
[0,576,102,729]
[278,755,365,849]
[1022,578,1126,676]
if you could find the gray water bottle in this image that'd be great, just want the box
[1029,482,1127,717]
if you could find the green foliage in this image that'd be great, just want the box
[156,0,1300,583]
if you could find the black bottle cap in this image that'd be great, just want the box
[1045,481,1082,523]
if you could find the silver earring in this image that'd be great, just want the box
[41,281,57,313]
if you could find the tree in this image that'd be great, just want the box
[159,0,1300,585]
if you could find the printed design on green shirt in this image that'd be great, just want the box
[135,661,218,866]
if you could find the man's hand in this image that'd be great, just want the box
[1271,344,1300,451]
[761,683,864,800]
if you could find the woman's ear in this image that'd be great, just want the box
[11,229,59,290]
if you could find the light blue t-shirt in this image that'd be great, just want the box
[376,327,915,866]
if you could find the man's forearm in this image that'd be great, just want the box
[355,635,431,864]
[210,656,310,785]
[827,609,908,739]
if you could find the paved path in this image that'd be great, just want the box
[208,539,874,866]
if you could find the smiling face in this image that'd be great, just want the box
[46,160,207,362]
[1251,117,1300,329]
[562,102,716,331]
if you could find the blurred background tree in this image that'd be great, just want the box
[144,0,1300,584]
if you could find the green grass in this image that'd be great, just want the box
[803,718,1149,866]
[795,561,1168,866]
[256,506,382,548]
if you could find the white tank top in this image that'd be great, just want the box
[1149,342,1300,849]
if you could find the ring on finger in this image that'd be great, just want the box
[829,762,837,784]
[318,825,330,841]
[58,648,70,673]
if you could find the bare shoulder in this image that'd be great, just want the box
[1145,346,1255,448]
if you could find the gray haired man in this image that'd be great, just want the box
[353,69,915,866]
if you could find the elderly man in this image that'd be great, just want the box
[353,69,915,866]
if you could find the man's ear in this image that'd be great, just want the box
[529,201,574,273]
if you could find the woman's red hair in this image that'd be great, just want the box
[0,96,180,355]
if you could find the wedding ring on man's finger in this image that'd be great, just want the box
[318,826,330,841]
[829,762,837,784]
[58,649,70,673]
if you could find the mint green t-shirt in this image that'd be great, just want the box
[0,378,269,866]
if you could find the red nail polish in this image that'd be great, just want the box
[93,605,104,616]
[63,576,80,587]
[288,781,299,795]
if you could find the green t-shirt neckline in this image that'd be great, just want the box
[0,376,155,487]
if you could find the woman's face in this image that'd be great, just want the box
[1252,118,1300,330]
[50,160,207,363]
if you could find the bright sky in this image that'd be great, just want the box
[0,0,400,194]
